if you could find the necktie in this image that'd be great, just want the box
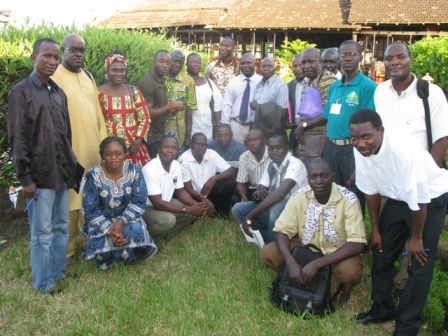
[239,78,250,122]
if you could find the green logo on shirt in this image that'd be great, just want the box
[346,92,359,106]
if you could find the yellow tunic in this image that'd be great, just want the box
[52,65,107,211]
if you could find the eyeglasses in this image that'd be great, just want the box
[340,52,359,59]
[260,64,275,69]
[66,47,87,55]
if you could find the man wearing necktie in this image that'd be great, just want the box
[221,54,262,145]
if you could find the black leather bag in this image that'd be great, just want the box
[269,244,334,317]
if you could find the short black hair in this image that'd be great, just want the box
[387,41,411,57]
[221,36,236,47]
[33,38,58,54]
[191,132,207,143]
[99,136,127,158]
[159,135,179,148]
[187,53,201,63]
[216,123,232,132]
[154,49,170,60]
[306,157,332,175]
[349,109,383,130]
[267,134,289,147]
[339,40,362,54]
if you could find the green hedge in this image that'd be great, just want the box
[0,23,178,189]
[410,35,448,93]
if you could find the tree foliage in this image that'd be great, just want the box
[410,35,448,93]
[0,23,177,190]
[275,39,316,82]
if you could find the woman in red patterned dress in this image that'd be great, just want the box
[98,51,151,166]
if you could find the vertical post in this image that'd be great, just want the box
[252,32,256,55]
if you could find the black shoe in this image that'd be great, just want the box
[355,311,394,325]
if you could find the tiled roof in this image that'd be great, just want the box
[101,0,355,29]
[350,0,448,24]
[100,0,448,30]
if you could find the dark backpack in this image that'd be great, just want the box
[416,78,447,169]
[269,244,334,318]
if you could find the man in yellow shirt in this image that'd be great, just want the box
[52,34,107,264]
[259,158,366,307]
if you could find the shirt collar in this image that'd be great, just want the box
[273,152,291,170]
[387,73,417,97]
[214,57,239,68]
[339,70,363,86]
[150,68,166,83]
[30,72,59,91]
[305,182,342,205]
[155,155,170,175]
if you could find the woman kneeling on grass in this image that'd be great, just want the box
[82,136,157,270]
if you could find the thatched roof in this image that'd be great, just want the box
[100,0,448,30]
[101,0,355,29]
[350,0,448,24]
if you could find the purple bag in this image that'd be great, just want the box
[297,87,323,119]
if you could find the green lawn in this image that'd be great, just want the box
[0,216,441,335]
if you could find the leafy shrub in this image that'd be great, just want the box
[275,39,316,82]
[0,23,176,190]
[410,35,448,92]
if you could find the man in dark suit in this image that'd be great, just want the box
[287,54,306,155]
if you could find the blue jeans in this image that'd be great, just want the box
[27,189,69,293]
[231,199,288,243]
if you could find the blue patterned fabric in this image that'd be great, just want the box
[82,162,157,268]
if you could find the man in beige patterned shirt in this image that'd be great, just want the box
[205,36,240,96]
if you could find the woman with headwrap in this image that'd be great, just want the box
[98,50,151,166]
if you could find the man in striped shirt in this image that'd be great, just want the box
[232,129,271,205]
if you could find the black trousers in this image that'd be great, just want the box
[208,178,235,218]
[369,194,447,336]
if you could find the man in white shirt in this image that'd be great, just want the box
[350,109,448,336]
[322,48,342,79]
[374,41,448,166]
[373,41,448,296]
[232,135,307,244]
[142,136,207,242]
[180,132,236,218]
[221,54,262,144]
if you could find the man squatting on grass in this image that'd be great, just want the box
[260,158,366,308]
[350,109,448,336]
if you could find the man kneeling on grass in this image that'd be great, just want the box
[259,158,367,307]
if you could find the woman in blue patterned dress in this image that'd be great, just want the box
[82,136,157,270]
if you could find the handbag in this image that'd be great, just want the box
[297,71,325,119]
[269,244,334,317]
[297,87,323,119]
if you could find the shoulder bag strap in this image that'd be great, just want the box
[416,79,432,151]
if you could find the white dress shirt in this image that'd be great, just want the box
[374,74,448,151]
[179,148,231,193]
[355,130,448,211]
[221,73,262,124]
[142,155,184,205]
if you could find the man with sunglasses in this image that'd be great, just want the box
[52,34,107,266]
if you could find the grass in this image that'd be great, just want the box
[0,215,445,335]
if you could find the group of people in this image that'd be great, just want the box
[6,31,448,336]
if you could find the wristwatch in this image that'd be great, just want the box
[246,219,252,225]
[302,122,308,128]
